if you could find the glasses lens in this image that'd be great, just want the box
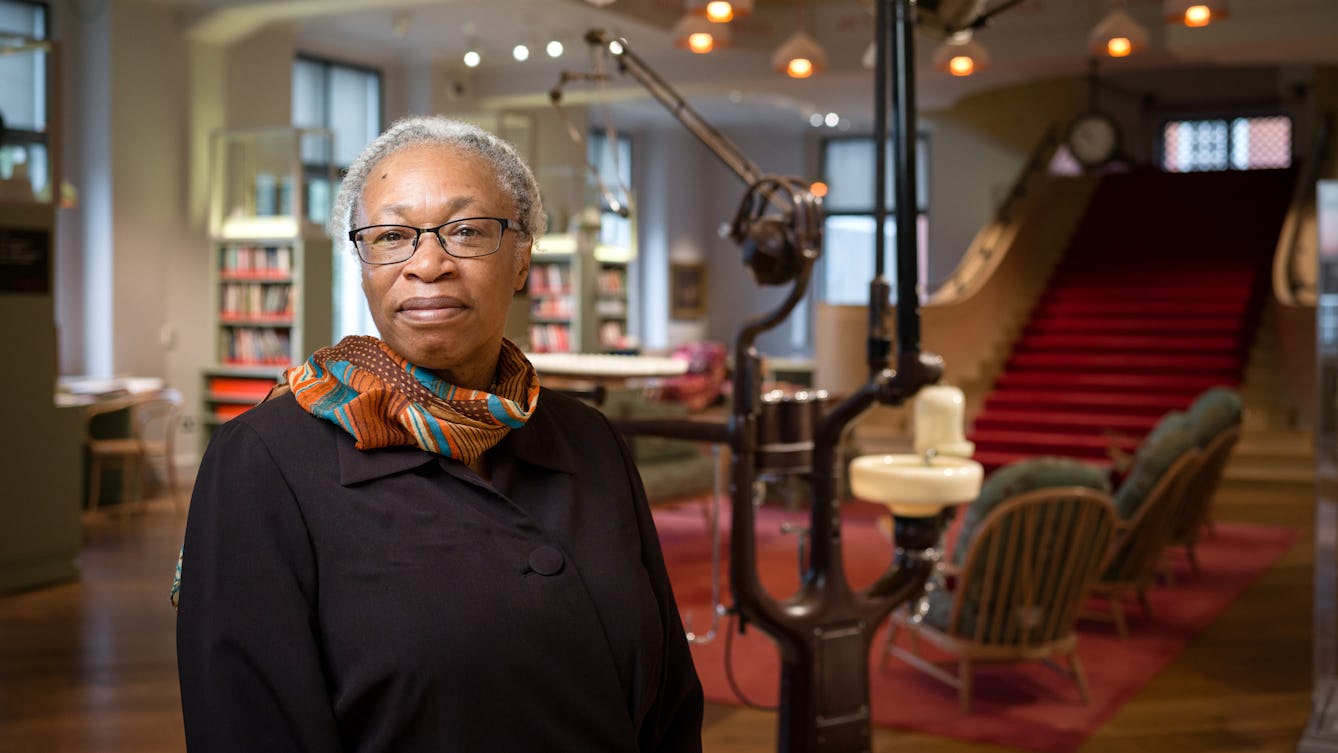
[437,218,505,258]
[354,225,417,264]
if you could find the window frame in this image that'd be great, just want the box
[816,131,930,306]
[1156,109,1293,173]
[0,0,52,195]
[292,53,384,341]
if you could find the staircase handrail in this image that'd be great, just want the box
[930,126,1061,304]
[1273,111,1332,307]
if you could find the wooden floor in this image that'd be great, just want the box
[0,472,1316,753]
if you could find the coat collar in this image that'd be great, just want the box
[334,388,577,485]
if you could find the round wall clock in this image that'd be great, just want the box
[1066,110,1121,169]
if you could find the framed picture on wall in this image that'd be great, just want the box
[670,262,707,320]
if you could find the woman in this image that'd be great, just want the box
[176,115,703,752]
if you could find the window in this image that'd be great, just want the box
[587,129,633,250]
[1160,115,1292,172]
[293,55,382,339]
[819,134,929,306]
[0,0,50,199]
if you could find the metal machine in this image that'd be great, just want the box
[554,2,1019,749]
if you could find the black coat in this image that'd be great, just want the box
[176,388,703,752]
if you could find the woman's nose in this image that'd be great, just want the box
[403,232,458,279]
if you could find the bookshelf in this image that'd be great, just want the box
[528,243,579,353]
[201,127,334,435]
[527,232,636,353]
[593,257,632,351]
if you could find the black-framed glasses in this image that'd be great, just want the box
[348,217,512,264]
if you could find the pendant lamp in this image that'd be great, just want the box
[1089,3,1149,58]
[1163,0,1228,27]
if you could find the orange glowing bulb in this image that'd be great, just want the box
[787,57,814,78]
[1184,4,1212,26]
[705,1,733,23]
[948,55,975,76]
[1106,36,1132,57]
[688,32,715,54]
[809,181,829,198]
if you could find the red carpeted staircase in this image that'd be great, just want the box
[968,168,1296,474]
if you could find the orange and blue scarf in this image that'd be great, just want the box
[283,335,540,465]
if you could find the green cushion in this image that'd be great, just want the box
[637,451,718,505]
[1113,411,1195,519]
[951,456,1111,567]
[1186,387,1242,448]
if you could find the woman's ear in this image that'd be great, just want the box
[513,241,532,293]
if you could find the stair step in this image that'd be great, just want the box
[1005,352,1239,375]
[993,372,1229,395]
[1024,317,1246,336]
[983,390,1193,416]
[971,409,1160,435]
[1235,431,1315,458]
[1041,286,1255,302]
[967,429,1127,458]
[1222,463,1315,488]
[1014,333,1242,354]
[1033,300,1250,318]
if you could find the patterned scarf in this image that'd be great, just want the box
[283,335,540,465]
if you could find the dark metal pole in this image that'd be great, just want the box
[892,0,921,357]
[874,0,888,281]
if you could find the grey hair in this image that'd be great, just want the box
[328,115,547,256]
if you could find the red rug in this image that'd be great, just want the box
[653,501,1301,753]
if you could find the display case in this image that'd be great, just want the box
[201,127,334,435]
[527,223,636,353]
[1304,180,1338,752]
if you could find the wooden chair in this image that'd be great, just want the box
[1166,424,1240,575]
[1165,387,1243,574]
[1082,447,1201,638]
[85,391,184,513]
[882,486,1118,713]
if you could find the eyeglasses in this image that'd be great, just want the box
[348,217,512,265]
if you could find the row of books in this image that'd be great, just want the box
[598,321,631,350]
[528,323,572,353]
[219,282,295,319]
[531,296,575,320]
[220,326,293,366]
[220,244,293,276]
[529,262,572,295]
[596,268,625,294]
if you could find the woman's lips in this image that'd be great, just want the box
[398,296,467,322]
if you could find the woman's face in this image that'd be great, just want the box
[357,143,530,390]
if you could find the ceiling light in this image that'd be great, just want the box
[700,0,752,23]
[771,29,828,79]
[1163,0,1228,27]
[824,112,839,127]
[673,13,728,53]
[809,112,824,127]
[546,39,564,57]
[512,43,530,61]
[931,34,989,77]
[705,1,733,22]
[463,49,481,68]
[1089,4,1149,58]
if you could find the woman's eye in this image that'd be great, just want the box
[374,228,411,244]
